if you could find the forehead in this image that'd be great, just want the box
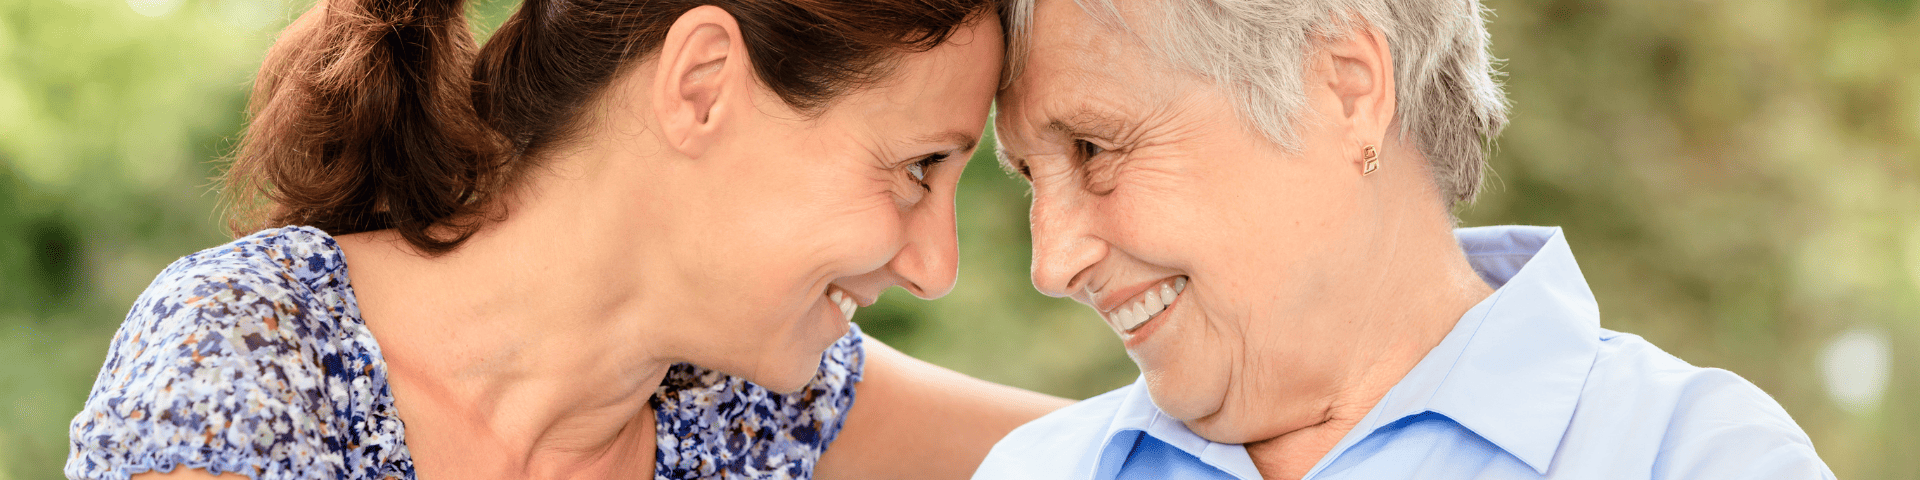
[997,0,1187,142]
[831,19,1004,146]
[1010,0,1150,92]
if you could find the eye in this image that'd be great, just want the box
[1074,139,1106,160]
[907,153,949,188]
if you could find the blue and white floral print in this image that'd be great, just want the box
[67,226,864,480]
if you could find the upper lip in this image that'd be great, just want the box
[1091,276,1181,315]
[829,285,877,307]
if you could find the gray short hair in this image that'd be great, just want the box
[1000,0,1509,208]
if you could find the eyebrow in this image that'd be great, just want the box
[917,131,980,154]
[995,109,1128,174]
[1048,109,1128,137]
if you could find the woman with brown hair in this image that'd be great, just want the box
[64,0,1062,478]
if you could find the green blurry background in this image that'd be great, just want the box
[2,0,1915,477]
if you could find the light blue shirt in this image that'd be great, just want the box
[975,226,1834,480]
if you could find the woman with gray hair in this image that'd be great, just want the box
[972,0,1834,478]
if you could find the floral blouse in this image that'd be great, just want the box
[66,226,865,480]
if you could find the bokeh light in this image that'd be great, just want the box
[1821,327,1892,413]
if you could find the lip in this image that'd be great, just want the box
[1093,276,1183,316]
[827,285,876,308]
[1093,275,1186,340]
[823,284,878,326]
[1119,291,1176,348]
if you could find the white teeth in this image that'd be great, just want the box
[1114,277,1187,332]
[830,290,856,321]
[1119,306,1146,331]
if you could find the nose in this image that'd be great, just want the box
[1028,180,1103,298]
[888,189,961,299]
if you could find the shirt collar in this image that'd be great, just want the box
[1092,380,1264,480]
[1090,226,1602,479]
[1311,225,1603,476]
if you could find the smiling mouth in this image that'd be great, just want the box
[828,287,858,321]
[1106,276,1187,332]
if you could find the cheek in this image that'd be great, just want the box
[1110,150,1309,425]
[1181,147,1356,290]
[723,202,895,389]
[751,206,900,297]
[696,173,899,307]
[1103,162,1209,255]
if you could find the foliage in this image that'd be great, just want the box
[1,0,1913,478]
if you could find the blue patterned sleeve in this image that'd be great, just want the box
[66,253,333,480]
[810,324,867,451]
[652,323,868,480]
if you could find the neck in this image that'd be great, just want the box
[1244,178,1494,480]
[336,149,689,478]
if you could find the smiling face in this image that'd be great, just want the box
[643,18,1001,392]
[996,0,1397,442]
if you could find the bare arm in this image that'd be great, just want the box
[816,335,1073,480]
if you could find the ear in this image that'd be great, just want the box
[1319,23,1397,167]
[654,6,746,159]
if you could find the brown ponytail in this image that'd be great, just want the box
[226,0,505,254]
[225,0,996,254]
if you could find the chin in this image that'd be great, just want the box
[1156,373,1310,445]
[742,305,850,393]
[1142,367,1225,420]
[752,342,838,394]
[1140,358,1247,441]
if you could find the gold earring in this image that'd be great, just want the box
[1362,144,1380,175]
